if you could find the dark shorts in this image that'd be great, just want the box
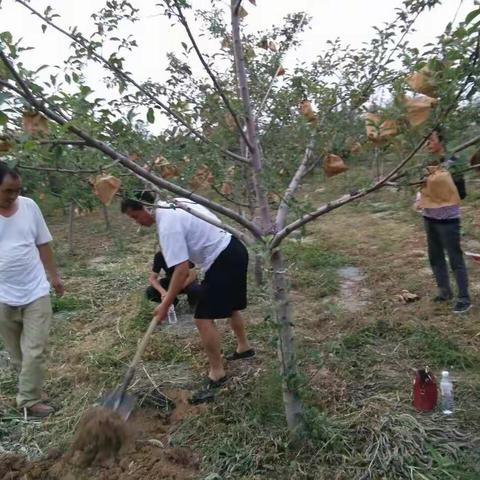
[145,278,201,310]
[195,236,248,320]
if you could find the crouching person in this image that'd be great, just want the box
[146,250,201,312]
[0,162,64,417]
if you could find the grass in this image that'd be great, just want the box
[2,185,480,479]
[405,326,477,370]
[283,241,350,296]
[52,295,86,313]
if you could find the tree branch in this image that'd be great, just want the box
[257,11,309,114]
[174,200,254,245]
[233,0,243,15]
[134,196,254,245]
[17,156,121,174]
[275,132,316,230]
[15,0,249,165]
[0,48,263,240]
[452,133,480,154]
[210,183,254,208]
[38,140,87,147]
[171,0,252,151]
[17,164,102,174]
[231,0,272,233]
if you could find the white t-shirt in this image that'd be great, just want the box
[155,199,231,273]
[0,196,53,306]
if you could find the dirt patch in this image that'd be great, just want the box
[0,399,203,480]
[336,266,370,313]
[69,407,129,466]
[0,445,199,480]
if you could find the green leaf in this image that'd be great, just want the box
[181,41,188,51]
[465,8,480,24]
[0,111,8,126]
[0,31,12,44]
[147,107,155,124]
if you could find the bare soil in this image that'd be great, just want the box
[0,403,201,480]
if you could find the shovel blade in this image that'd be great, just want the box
[100,388,136,421]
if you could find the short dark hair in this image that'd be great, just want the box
[432,127,445,144]
[120,190,155,213]
[0,161,20,185]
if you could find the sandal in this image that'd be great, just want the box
[204,375,228,389]
[189,376,228,405]
[225,349,256,361]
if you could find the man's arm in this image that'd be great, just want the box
[182,269,197,290]
[37,243,64,296]
[154,261,190,321]
[148,272,168,297]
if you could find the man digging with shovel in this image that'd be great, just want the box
[122,193,255,402]
[0,162,64,418]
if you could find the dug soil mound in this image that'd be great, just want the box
[1,392,202,480]
[0,444,199,480]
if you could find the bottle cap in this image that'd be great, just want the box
[441,370,449,377]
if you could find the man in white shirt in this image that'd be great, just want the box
[122,193,254,400]
[0,162,64,417]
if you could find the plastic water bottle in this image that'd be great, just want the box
[440,371,454,415]
[167,305,177,325]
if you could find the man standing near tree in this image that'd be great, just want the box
[122,194,254,400]
[418,128,471,313]
[0,162,64,417]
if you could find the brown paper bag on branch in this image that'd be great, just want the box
[406,67,437,98]
[323,154,348,178]
[153,155,179,179]
[298,100,316,122]
[220,182,233,196]
[403,95,437,127]
[419,166,460,209]
[22,111,49,135]
[189,165,214,190]
[365,113,398,142]
[224,113,237,131]
[93,175,121,206]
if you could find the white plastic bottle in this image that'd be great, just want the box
[167,305,178,325]
[440,371,454,415]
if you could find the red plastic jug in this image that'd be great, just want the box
[412,368,437,411]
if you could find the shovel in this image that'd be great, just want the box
[101,316,162,420]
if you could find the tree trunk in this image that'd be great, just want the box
[270,248,306,437]
[254,253,264,286]
[231,1,272,234]
[68,201,75,254]
[101,204,111,232]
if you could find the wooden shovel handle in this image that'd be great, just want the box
[117,316,159,398]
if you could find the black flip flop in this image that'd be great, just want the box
[204,375,228,389]
[225,349,256,361]
[189,390,216,405]
[188,376,228,405]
